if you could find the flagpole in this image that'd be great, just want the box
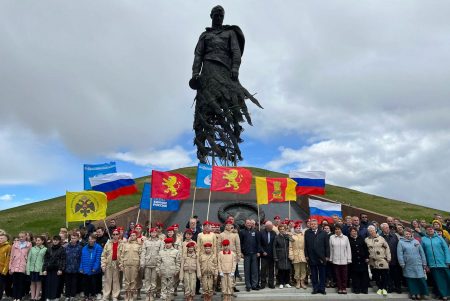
[257,203,261,231]
[288,200,291,220]
[149,197,153,228]
[65,190,68,229]
[206,189,212,221]
[136,208,141,224]
[191,187,197,218]
[103,219,111,239]
[206,153,215,221]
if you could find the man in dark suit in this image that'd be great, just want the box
[186,217,202,242]
[258,221,276,289]
[240,219,261,291]
[305,219,330,295]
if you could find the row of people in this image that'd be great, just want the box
[0,219,240,301]
[1,213,449,301]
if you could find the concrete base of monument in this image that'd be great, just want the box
[166,263,412,301]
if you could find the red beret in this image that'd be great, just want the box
[225,220,233,225]
[116,226,124,231]
[129,230,138,236]
[149,227,158,233]
[184,229,193,234]
[156,222,164,227]
[222,239,230,246]
[112,229,120,234]
[186,242,195,248]
[204,242,212,247]
[203,221,210,226]
[135,224,143,229]
[166,227,175,232]
[164,237,174,244]
[274,215,281,220]
[172,224,179,228]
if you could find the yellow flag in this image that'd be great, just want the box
[66,191,108,222]
[255,177,297,205]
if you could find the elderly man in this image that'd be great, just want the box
[240,219,260,292]
[187,218,202,242]
[380,223,402,294]
[258,221,276,289]
[305,219,329,295]
[344,216,368,238]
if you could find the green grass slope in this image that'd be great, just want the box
[0,166,448,236]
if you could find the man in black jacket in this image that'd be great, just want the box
[258,221,277,289]
[240,219,261,291]
[304,219,329,295]
[380,223,402,293]
[186,217,202,242]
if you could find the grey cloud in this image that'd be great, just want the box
[1,1,450,211]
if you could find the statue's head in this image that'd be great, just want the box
[210,5,225,27]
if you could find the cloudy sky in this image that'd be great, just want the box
[1,1,450,211]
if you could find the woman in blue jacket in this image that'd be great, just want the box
[397,228,428,300]
[79,234,103,300]
[421,225,450,301]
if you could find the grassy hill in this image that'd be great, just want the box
[0,166,448,236]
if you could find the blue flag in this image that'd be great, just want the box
[196,163,212,188]
[84,162,116,190]
[140,183,180,211]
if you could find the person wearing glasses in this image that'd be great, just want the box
[101,229,123,301]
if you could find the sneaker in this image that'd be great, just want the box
[382,289,388,296]
[285,284,291,288]
[279,285,284,289]
[377,289,382,295]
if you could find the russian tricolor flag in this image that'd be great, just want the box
[289,170,325,195]
[309,198,342,224]
[89,173,138,201]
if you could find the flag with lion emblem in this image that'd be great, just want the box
[211,166,252,194]
[66,191,108,222]
[151,170,191,200]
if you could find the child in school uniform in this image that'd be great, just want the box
[218,240,237,301]
[197,242,218,301]
[180,242,198,301]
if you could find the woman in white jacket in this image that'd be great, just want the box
[329,224,352,294]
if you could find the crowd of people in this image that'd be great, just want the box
[0,213,449,301]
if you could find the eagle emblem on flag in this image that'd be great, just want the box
[74,196,96,217]
[66,191,107,222]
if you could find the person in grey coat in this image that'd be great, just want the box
[397,228,428,300]
[273,224,293,289]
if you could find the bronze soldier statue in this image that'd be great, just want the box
[190,5,263,164]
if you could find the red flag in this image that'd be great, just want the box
[151,170,191,200]
[211,166,252,194]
